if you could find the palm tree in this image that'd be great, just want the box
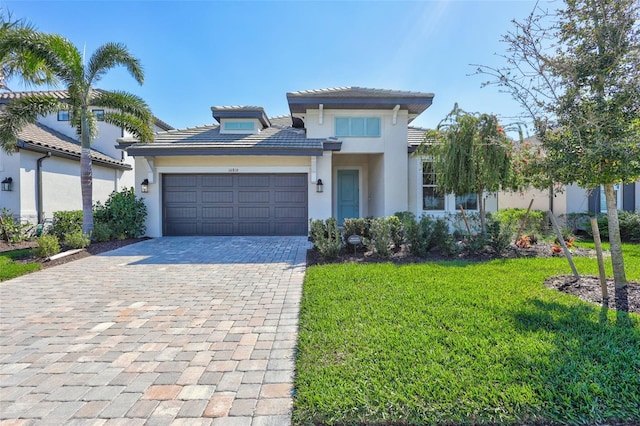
[0,30,154,234]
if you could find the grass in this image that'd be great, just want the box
[294,243,640,425]
[0,249,41,281]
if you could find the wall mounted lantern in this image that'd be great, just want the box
[1,177,12,191]
[141,178,149,193]
[316,179,324,193]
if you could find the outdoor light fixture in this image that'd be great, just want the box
[1,177,12,191]
[141,178,149,193]
[316,179,324,193]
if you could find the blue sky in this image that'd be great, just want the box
[4,0,548,134]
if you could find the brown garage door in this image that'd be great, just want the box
[162,173,308,236]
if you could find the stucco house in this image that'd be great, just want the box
[121,87,497,237]
[0,90,173,224]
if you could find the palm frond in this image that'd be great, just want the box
[104,111,154,143]
[86,42,144,86]
[91,90,153,123]
[0,94,61,152]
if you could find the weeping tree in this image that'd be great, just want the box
[0,31,154,234]
[475,0,640,296]
[418,104,514,233]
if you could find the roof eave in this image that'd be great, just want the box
[17,141,132,170]
[125,146,324,157]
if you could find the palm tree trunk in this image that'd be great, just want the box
[603,183,627,290]
[80,110,93,235]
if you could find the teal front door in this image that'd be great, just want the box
[337,170,359,224]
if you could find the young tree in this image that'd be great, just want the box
[419,104,514,233]
[476,0,640,295]
[0,31,154,234]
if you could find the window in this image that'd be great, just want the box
[455,193,478,210]
[599,184,621,213]
[57,111,70,121]
[224,121,254,131]
[422,162,444,210]
[335,117,381,137]
[92,109,105,121]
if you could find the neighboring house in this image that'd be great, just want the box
[121,87,498,237]
[0,90,173,224]
[498,136,639,217]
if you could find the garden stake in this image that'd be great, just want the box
[548,211,580,281]
[459,205,472,235]
[514,199,534,245]
[590,218,609,306]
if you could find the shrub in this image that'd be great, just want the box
[590,211,640,243]
[370,218,392,258]
[486,217,512,255]
[463,233,488,255]
[51,210,83,240]
[406,215,452,257]
[64,231,90,249]
[33,234,60,258]
[386,216,404,249]
[342,217,372,248]
[0,209,33,243]
[393,211,416,229]
[495,208,547,235]
[94,187,147,238]
[91,222,112,242]
[309,218,342,260]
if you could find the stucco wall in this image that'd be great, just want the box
[0,151,21,218]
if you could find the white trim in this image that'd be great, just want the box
[318,104,324,125]
[392,104,400,125]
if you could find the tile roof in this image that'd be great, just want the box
[16,122,131,170]
[0,89,173,130]
[408,126,429,146]
[123,115,329,157]
[287,86,435,99]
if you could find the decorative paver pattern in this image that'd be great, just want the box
[0,236,309,425]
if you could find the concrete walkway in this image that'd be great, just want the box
[0,236,310,425]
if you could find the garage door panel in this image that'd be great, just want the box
[238,190,269,203]
[163,173,307,236]
[202,191,234,203]
[275,190,306,203]
[203,207,233,219]
[165,191,198,203]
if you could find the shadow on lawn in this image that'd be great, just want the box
[511,298,640,424]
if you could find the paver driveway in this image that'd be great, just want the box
[0,236,310,425]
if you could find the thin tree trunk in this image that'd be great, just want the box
[603,183,627,290]
[478,191,486,234]
[80,110,93,235]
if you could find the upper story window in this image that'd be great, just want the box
[57,111,70,121]
[224,121,254,131]
[92,109,105,121]
[422,162,444,210]
[335,117,381,137]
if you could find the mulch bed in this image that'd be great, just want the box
[307,242,640,314]
[0,238,149,269]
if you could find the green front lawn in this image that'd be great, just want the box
[294,245,640,425]
[0,249,41,281]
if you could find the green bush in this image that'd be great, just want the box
[590,211,640,242]
[493,208,547,235]
[51,210,83,240]
[64,231,90,249]
[342,217,372,248]
[407,215,453,257]
[0,209,33,243]
[33,234,60,258]
[393,211,416,229]
[463,233,488,255]
[91,222,112,242]
[386,216,404,249]
[94,187,147,238]
[370,218,392,258]
[486,217,512,255]
[309,218,343,260]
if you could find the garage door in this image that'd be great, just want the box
[163,173,308,236]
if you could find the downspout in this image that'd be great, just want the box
[36,152,51,224]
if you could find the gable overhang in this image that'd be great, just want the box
[17,140,132,170]
[287,96,434,122]
[211,108,271,128]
